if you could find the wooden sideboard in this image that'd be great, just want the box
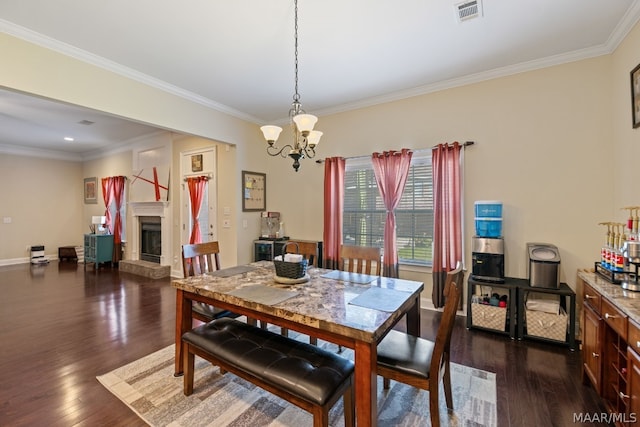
[579,271,640,426]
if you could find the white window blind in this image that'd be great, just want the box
[343,151,433,266]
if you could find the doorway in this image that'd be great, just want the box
[181,147,217,244]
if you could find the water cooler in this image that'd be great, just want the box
[471,201,505,283]
[471,237,505,283]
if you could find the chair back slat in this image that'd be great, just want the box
[339,245,382,276]
[182,242,221,277]
[284,241,319,267]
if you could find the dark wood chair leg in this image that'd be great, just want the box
[343,383,355,427]
[183,343,195,396]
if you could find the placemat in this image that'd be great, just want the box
[208,264,257,278]
[321,270,378,284]
[226,285,299,305]
[348,286,410,312]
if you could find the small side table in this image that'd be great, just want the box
[467,277,522,339]
[58,246,78,262]
[517,282,576,350]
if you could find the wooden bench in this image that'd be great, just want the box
[182,317,354,427]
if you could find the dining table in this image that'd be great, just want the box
[172,260,424,426]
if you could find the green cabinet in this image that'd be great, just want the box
[84,234,114,269]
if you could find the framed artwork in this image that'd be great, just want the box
[84,177,98,204]
[191,154,203,172]
[242,171,266,212]
[632,62,640,129]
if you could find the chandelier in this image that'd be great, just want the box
[260,0,322,172]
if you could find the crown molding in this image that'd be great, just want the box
[0,19,262,124]
[0,143,83,162]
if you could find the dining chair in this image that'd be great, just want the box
[181,242,239,324]
[339,245,382,276]
[376,261,464,427]
[285,241,319,268]
[276,240,320,345]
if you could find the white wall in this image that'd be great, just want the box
[612,20,640,211]
[265,56,615,298]
[0,154,83,262]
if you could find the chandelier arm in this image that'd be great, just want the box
[267,144,294,158]
[302,144,316,158]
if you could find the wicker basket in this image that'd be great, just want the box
[471,303,507,331]
[525,307,567,341]
[273,242,308,279]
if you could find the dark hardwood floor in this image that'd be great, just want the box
[0,261,609,426]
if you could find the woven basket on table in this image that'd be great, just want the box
[273,242,308,279]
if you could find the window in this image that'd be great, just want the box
[343,152,433,266]
[107,187,127,242]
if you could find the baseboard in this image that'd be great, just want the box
[0,256,74,267]
[0,257,35,266]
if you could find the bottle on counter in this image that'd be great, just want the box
[599,222,612,269]
[613,223,626,272]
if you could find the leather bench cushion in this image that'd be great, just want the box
[183,317,354,406]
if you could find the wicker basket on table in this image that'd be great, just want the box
[274,242,308,279]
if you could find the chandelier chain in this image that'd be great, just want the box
[293,0,300,105]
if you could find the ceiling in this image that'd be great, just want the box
[1,0,640,159]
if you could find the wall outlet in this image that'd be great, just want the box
[223,219,231,228]
[2,216,11,224]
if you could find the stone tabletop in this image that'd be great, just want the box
[578,270,640,324]
[172,261,424,342]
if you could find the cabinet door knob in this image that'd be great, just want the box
[585,294,595,299]
[619,391,630,399]
[637,341,640,348]
[604,313,617,319]
[592,352,599,358]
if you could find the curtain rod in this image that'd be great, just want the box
[432,141,475,149]
[315,141,475,163]
[183,174,212,181]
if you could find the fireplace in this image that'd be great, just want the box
[128,201,171,267]
[140,216,161,263]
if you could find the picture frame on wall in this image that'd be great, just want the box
[632,62,640,129]
[84,177,98,204]
[242,171,266,212]
[191,154,203,172]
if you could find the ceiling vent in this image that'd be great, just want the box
[455,0,482,23]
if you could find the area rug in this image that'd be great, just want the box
[98,336,496,427]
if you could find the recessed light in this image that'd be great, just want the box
[64,137,74,142]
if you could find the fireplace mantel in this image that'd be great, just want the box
[128,201,171,265]
[129,201,169,217]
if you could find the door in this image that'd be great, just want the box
[583,304,602,394]
[181,147,217,244]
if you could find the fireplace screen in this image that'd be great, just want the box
[140,216,161,263]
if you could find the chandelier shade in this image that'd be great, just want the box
[260,0,321,172]
[260,125,283,144]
